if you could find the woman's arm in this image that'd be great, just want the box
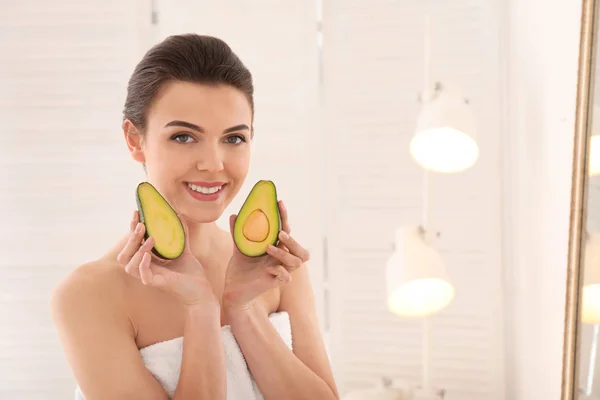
[173,302,226,399]
[51,262,226,400]
[224,264,339,400]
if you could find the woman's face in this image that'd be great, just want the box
[124,81,252,223]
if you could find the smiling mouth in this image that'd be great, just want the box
[186,182,226,194]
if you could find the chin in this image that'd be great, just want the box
[178,204,225,224]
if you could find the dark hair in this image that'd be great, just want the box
[123,34,254,133]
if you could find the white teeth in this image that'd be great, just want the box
[187,183,222,194]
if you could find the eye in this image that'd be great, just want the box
[225,135,246,145]
[171,133,195,144]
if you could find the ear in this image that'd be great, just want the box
[123,120,146,164]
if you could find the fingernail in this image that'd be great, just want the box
[279,231,288,240]
[135,223,143,233]
[267,245,278,253]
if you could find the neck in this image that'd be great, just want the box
[185,219,222,261]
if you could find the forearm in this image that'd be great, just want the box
[226,305,337,400]
[173,303,226,400]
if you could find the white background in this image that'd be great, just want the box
[0,0,584,399]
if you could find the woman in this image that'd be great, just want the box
[50,34,339,400]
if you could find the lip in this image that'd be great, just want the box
[186,181,227,188]
[184,182,227,202]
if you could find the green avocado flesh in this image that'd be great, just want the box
[233,180,281,257]
[135,182,185,260]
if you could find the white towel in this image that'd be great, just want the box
[74,311,292,400]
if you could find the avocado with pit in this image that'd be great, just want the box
[135,182,186,260]
[233,180,281,257]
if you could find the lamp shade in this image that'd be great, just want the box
[581,232,600,324]
[385,226,455,317]
[410,82,479,173]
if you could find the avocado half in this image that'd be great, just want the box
[135,182,185,260]
[233,180,281,257]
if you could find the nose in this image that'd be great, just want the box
[196,143,224,173]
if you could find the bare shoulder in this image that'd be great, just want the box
[50,260,168,399]
[50,260,136,346]
[51,260,130,324]
[53,260,127,291]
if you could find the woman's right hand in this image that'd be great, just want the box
[116,210,218,309]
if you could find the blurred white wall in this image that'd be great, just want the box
[322,0,506,398]
[0,1,149,398]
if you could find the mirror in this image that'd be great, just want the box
[563,0,600,399]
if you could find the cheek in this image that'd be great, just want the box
[144,140,190,180]
[227,149,250,179]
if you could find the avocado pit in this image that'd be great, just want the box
[242,209,270,242]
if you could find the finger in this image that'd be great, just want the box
[140,255,171,288]
[140,252,170,287]
[117,222,146,265]
[266,245,304,271]
[129,210,139,233]
[266,265,292,285]
[276,241,290,253]
[265,265,292,284]
[277,231,310,262]
[125,236,154,278]
[278,200,291,234]
[139,252,152,285]
[150,253,171,265]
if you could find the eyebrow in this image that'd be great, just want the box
[164,120,250,134]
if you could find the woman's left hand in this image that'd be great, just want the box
[222,200,310,311]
